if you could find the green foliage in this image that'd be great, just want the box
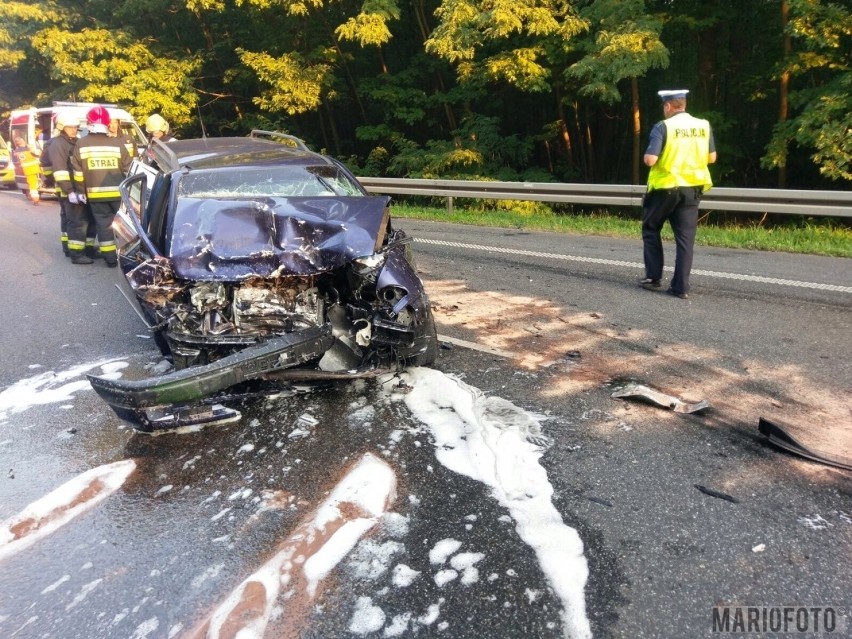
[0,0,848,188]
[239,48,334,115]
[426,0,588,87]
[568,0,668,103]
[762,0,852,181]
[30,27,201,126]
[335,0,401,46]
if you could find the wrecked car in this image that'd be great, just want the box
[88,132,437,430]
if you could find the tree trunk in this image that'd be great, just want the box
[778,0,790,188]
[554,84,574,174]
[631,76,641,184]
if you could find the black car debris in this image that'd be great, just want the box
[88,131,437,430]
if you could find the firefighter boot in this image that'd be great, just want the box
[62,236,70,257]
[85,240,100,260]
[70,251,94,265]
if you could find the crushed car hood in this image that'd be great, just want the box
[167,196,390,280]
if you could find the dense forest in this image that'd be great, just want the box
[1,0,849,189]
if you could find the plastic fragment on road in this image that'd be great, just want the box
[758,417,852,472]
[611,383,710,414]
[694,484,740,504]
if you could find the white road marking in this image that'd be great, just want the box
[415,238,852,293]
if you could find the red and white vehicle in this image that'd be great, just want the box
[8,102,147,198]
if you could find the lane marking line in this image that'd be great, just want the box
[415,238,852,294]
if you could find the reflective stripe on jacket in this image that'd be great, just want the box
[647,112,713,192]
[70,134,131,201]
[45,133,77,197]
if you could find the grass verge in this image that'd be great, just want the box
[390,203,852,258]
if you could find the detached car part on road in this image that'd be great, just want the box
[88,132,437,430]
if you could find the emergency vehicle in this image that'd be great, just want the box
[8,102,147,198]
[0,135,15,189]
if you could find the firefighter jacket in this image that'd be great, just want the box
[43,133,77,197]
[647,112,713,193]
[111,132,138,159]
[70,133,132,201]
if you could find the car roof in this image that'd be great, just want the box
[150,132,334,173]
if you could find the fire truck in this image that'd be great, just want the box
[8,102,147,199]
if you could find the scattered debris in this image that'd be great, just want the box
[611,384,710,414]
[565,351,581,359]
[758,417,852,471]
[587,496,613,508]
[66,428,77,435]
[7,469,14,479]
[752,543,766,553]
[797,514,832,530]
[440,342,454,350]
[694,484,739,504]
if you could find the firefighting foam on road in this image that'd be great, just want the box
[0,360,591,638]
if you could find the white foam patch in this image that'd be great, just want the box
[41,574,70,594]
[383,368,592,639]
[383,612,412,637]
[194,453,396,639]
[434,568,458,587]
[349,596,385,635]
[429,538,462,565]
[391,564,420,588]
[349,540,405,580]
[0,359,127,421]
[0,459,136,563]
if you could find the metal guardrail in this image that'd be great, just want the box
[357,177,852,217]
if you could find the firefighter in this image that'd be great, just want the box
[10,132,41,204]
[109,118,138,158]
[144,114,175,142]
[68,106,132,266]
[41,113,71,255]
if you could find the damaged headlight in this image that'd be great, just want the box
[353,253,386,272]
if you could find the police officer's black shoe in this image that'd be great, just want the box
[666,288,688,299]
[639,278,661,291]
[71,253,94,265]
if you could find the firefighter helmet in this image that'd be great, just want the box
[145,114,169,135]
[55,110,79,130]
[87,106,111,134]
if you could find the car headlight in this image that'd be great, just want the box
[353,253,386,271]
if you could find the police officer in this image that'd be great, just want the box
[639,89,717,299]
[68,106,132,266]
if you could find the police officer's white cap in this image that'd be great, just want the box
[658,89,689,101]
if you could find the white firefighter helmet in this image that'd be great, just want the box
[145,113,169,135]
[55,110,79,130]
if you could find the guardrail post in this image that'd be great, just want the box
[448,196,453,216]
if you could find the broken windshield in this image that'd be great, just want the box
[176,165,363,199]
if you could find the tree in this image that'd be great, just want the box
[31,27,201,126]
[567,0,668,183]
[763,0,852,182]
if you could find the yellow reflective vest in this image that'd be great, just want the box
[647,112,713,192]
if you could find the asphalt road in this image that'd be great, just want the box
[0,191,849,638]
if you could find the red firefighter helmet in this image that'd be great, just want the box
[87,105,111,134]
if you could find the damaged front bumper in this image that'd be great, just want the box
[88,323,334,429]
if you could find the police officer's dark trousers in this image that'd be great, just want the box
[642,186,701,296]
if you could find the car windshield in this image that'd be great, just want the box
[176,165,363,199]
